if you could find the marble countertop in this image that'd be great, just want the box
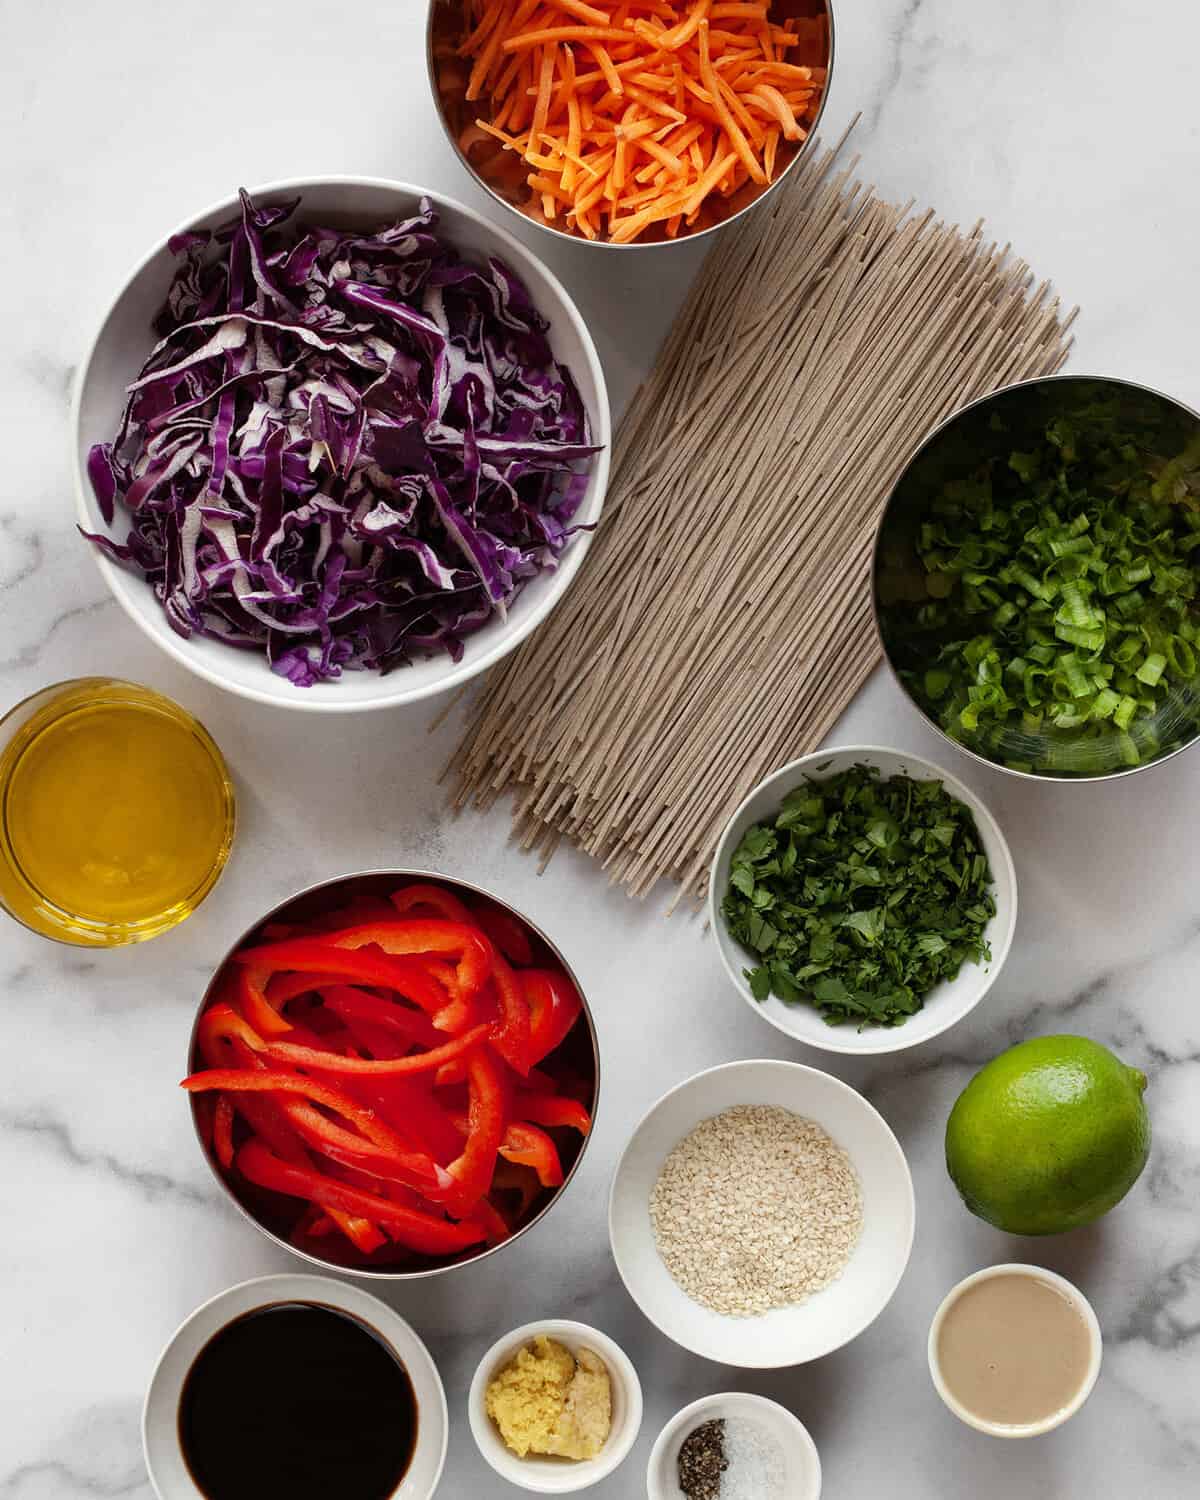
[4,2,1199,1496]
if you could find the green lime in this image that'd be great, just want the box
[945,1034,1150,1235]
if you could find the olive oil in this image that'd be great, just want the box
[0,679,234,945]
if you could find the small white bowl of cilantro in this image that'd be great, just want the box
[709,746,1017,1056]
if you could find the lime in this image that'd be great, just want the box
[945,1034,1150,1235]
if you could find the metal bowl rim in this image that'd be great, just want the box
[187,867,602,1280]
[425,0,837,251]
[870,370,1200,785]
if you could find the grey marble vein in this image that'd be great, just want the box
[0,1407,149,1500]
[0,597,113,672]
[0,1461,149,1500]
[1115,1247,1200,1351]
[863,0,928,137]
[0,1107,219,1209]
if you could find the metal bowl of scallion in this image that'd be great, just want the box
[873,374,1200,780]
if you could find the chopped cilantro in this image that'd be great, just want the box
[723,764,994,1028]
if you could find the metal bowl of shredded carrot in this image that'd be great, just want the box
[427,0,833,247]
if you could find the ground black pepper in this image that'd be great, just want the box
[677,1418,727,1500]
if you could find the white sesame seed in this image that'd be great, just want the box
[648,1105,863,1318]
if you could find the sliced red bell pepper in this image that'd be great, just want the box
[236,1141,486,1256]
[514,1092,593,1136]
[442,1045,507,1218]
[488,952,533,1077]
[263,1022,492,1077]
[323,920,493,1008]
[390,883,474,923]
[319,1011,465,1166]
[197,1019,387,1253]
[197,1002,267,1058]
[355,1072,464,1167]
[320,1158,418,1203]
[471,902,534,965]
[489,1157,543,1222]
[182,1061,434,1171]
[294,1206,338,1241]
[282,1100,447,1195]
[325,1211,387,1254]
[310,896,399,930]
[265,970,348,1012]
[473,1195,514,1246]
[421,956,462,993]
[321,986,444,1050]
[520,969,583,1065]
[213,1097,236,1169]
[332,917,489,967]
[499,1121,564,1188]
[235,940,454,1020]
[328,921,494,1033]
[292,1205,385,1258]
[231,965,294,1038]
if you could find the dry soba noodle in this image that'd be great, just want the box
[448,133,1076,906]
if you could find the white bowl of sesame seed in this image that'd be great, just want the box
[608,1060,915,1368]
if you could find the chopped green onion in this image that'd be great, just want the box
[884,390,1200,775]
[1136,652,1167,687]
[1113,694,1138,730]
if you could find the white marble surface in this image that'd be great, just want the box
[3,2,1199,1496]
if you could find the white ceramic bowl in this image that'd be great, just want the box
[468,1319,643,1492]
[73,177,611,713]
[646,1392,822,1500]
[927,1263,1103,1438]
[143,1273,448,1499]
[709,745,1018,1056]
[608,1060,915,1368]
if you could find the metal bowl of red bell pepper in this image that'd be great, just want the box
[184,871,599,1278]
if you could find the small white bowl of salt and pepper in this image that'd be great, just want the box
[647,1392,821,1500]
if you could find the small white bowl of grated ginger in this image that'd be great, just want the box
[468,1319,644,1492]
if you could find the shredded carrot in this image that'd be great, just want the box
[546,0,613,22]
[458,0,826,242]
[590,41,624,94]
[500,25,632,52]
[750,81,803,139]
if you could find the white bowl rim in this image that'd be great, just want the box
[645,1391,822,1500]
[466,1317,644,1493]
[141,1271,449,1499]
[71,174,612,713]
[926,1262,1103,1438]
[606,1058,917,1369]
[707,743,1019,1056]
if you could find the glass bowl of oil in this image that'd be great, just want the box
[0,678,235,946]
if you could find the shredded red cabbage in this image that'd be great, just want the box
[83,190,599,686]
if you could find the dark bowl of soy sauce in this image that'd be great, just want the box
[180,1303,415,1500]
[143,1274,448,1500]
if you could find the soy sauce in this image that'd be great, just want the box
[179,1302,417,1500]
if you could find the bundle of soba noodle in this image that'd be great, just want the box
[448,135,1077,905]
